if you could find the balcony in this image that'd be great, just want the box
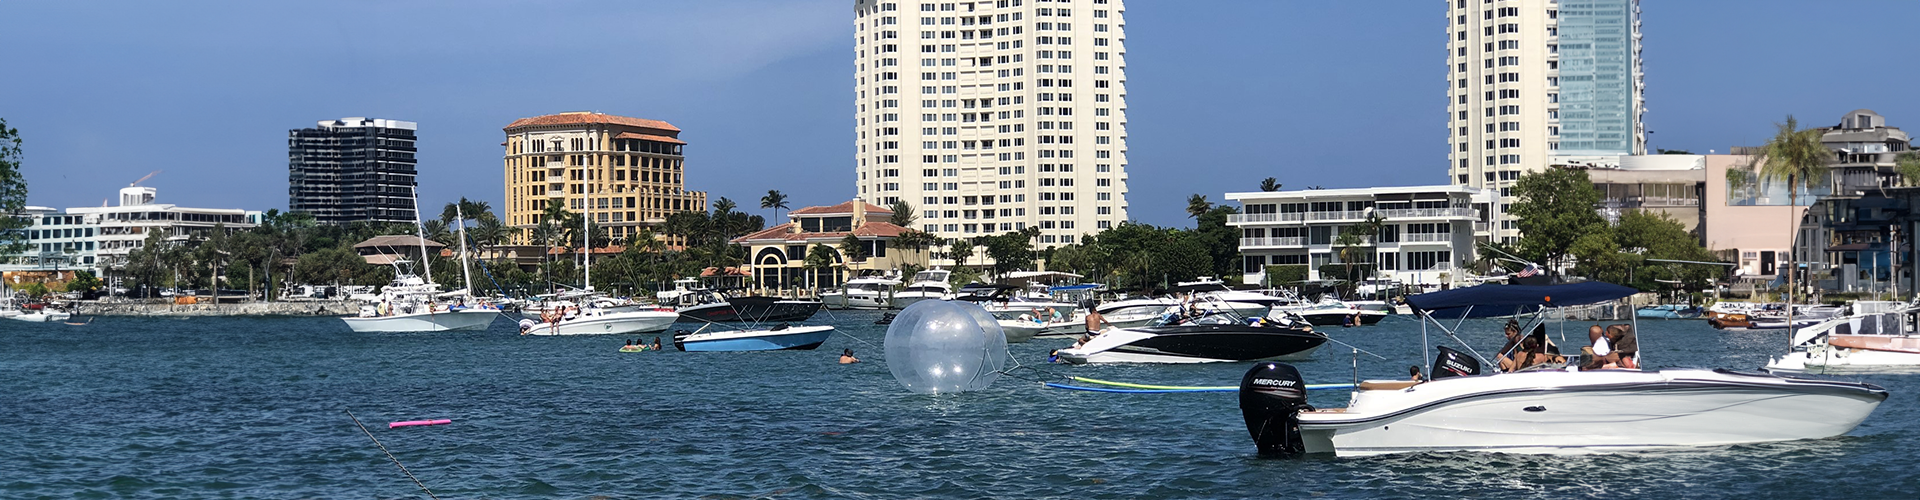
[1239,236,1307,248]
[1399,233,1451,243]
[1374,207,1478,219]
[1228,212,1306,224]
[1306,210,1370,222]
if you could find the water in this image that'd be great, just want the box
[3,312,1917,499]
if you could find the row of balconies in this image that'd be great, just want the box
[1228,207,1478,224]
[1238,232,1454,249]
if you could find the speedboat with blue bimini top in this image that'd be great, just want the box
[1239,281,1889,457]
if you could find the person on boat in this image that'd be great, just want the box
[1084,309,1108,333]
[839,348,860,364]
[563,306,579,321]
[1581,325,1614,370]
[1501,336,1564,372]
[1048,307,1063,323]
[1606,324,1639,369]
[1409,365,1425,383]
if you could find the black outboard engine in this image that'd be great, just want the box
[1431,346,1481,380]
[1239,362,1313,457]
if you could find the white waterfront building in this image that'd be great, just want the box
[1227,186,1491,289]
[852,0,1130,250]
[1445,0,1645,243]
[0,186,257,283]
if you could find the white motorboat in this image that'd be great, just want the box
[344,307,498,332]
[1174,277,1288,318]
[822,275,899,310]
[1055,311,1327,364]
[994,318,1042,343]
[1,308,73,323]
[341,188,499,333]
[1266,366,1888,457]
[1093,297,1179,328]
[889,269,954,309]
[520,308,680,336]
[1240,281,1890,457]
[1768,301,1920,373]
[1272,297,1389,327]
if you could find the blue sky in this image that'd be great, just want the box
[2,1,1914,227]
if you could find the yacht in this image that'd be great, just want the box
[341,189,500,333]
[342,271,499,332]
[1241,281,1889,457]
[518,191,682,336]
[1054,310,1327,364]
[1768,301,1920,373]
[1272,296,1388,327]
[1174,277,1289,318]
[668,288,823,323]
[822,274,900,310]
[1092,296,1181,329]
[521,306,680,336]
[889,269,954,309]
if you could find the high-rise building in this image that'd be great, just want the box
[852,0,1129,249]
[288,117,420,225]
[501,112,707,246]
[1444,0,1643,241]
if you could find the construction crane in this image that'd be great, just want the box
[130,170,161,187]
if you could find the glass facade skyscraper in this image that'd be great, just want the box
[1554,0,1641,155]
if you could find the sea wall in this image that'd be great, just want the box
[75,301,358,317]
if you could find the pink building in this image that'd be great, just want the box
[1703,154,1810,279]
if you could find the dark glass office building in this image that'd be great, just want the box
[288,117,419,225]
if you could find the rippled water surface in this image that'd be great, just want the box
[3,311,1917,499]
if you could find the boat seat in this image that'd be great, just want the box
[1357,380,1421,391]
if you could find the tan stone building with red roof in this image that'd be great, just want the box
[501,111,708,247]
[731,199,925,294]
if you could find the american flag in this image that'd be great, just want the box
[1515,264,1540,278]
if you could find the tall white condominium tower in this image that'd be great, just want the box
[1444,0,1644,242]
[853,0,1130,248]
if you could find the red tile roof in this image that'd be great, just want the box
[613,132,687,145]
[504,112,681,132]
[730,222,913,244]
[788,200,894,216]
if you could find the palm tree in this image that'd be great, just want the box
[1259,177,1282,192]
[948,238,975,269]
[760,190,790,222]
[1186,194,1212,219]
[1753,115,1832,335]
[889,200,918,228]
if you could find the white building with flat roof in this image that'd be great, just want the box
[1227,185,1491,288]
[852,0,1130,249]
[65,186,257,279]
[1445,0,1645,243]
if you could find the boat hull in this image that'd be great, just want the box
[677,297,822,323]
[343,309,497,332]
[995,320,1041,343]
[1298,369,1887,456]
[1292,310,1386,326]
[1057,324,1327,364]
[675,325,835,351]
[523,311,678,336]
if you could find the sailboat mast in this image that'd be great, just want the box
[411,184,433,286]
[582,191,592,292]
[456,204,473,295]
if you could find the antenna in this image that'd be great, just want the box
[130,170,162,187]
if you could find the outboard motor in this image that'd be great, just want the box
[1239,362,1312,457]
[1431,346,1481,380]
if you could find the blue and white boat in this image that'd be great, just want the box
[1636,304,1702,319]
[673,324,836,352]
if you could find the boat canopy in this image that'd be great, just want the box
[1406,281,1637,317]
